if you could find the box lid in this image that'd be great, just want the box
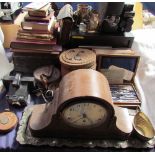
[94,48,140,84]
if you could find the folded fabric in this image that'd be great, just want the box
[131,29,155,128]
[0,26,4,45]
[57,4,73,21]
[0,26,14,79]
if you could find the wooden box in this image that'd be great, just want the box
[13,52,59,75]
[95,48,141,108]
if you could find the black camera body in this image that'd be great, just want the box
[3,73,34,107]
[6,82,28,107]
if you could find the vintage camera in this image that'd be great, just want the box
[6,83,28,107]
[3,73,34,107]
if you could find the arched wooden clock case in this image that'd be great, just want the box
[29,69,133,140]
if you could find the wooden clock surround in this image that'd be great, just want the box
[29,69,133,140]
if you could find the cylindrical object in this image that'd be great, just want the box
[104,2,124,16]
[59,48,96,76]
[58,69,114,118]
[79,22,87,32]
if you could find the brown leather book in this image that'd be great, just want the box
[17,31,53,41]
[24,12,54,23]
[21,15,55,31]
[10,39,57,51]
[28,3,51,17]
[17,31,53,37]
[10,47,62,54]
[17,35,53,41]
[18,29,52,34]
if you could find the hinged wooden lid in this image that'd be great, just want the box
[95,48,140,83]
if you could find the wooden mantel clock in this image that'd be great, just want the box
[29,69,133,140]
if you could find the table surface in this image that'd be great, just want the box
[0,93,154,152]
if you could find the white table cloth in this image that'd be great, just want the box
[131,28,155,128]
[0,26,13,79]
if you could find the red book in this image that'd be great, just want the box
[24,12,54,23]
[10,45,62,53]
[10,39,57,51]
[21,14,55,31]
[18,29,52,34]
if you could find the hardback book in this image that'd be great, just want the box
[18,29,52,34]
[17,31,53,41]
[10,45,62,53]
[28,3,51,17]
[16,35,53,41]
[10,39,57,51]
[21,14,55,31]
[23,2,49,11]
[24,12,54,23]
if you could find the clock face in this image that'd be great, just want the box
[62,102,108,128]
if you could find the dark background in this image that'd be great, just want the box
[22,2,155,15]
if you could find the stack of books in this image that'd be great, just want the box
[10,2,62,74]
[11,2,62,54]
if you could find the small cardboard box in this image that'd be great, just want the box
[95,48,141,108]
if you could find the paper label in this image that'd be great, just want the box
[109,65,134,81]
[100,69,124,84]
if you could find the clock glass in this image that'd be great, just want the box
[62,102,108,128]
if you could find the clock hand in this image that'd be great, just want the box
[80,103,86,115]
[84,114,93,124]
[87,117,93,124]
[72,117,83,123]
